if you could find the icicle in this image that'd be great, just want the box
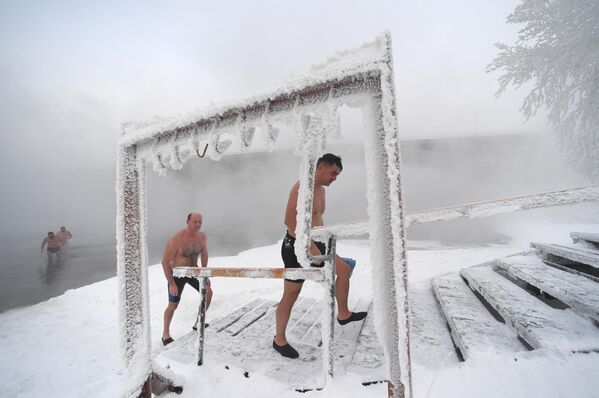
[261,101,279,151]
[151,139,167,176]
[206,117,231,161]
[324,86,341,140]
[236,112,255,150]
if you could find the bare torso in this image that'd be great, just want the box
[43,236,61,249]
[167,230,207,267]
[55,231,71,242]
[285,182,326,237]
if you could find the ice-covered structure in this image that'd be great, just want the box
[115,31,599,397]
[117,32,412,397]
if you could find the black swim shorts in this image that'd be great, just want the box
[281,232,326,283]
[168,277,200,303]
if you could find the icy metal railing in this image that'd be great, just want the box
[312,184,599,239]
[173,235,338,385]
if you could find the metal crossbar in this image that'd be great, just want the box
[311,184,599,239]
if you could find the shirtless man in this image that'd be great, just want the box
[55,226,73,249]
[41,232,62,258]
[161,212,213,346]
[273,153,367,358]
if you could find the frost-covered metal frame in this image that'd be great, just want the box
[116,33,412,398]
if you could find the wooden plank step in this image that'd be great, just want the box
[497,253,599,323]
[432,275,525,360]
[334,297,371,372]
[571,232,599,249]
[461,265,599,351]
[287,298,324,348]
[346,301,385,380]
[531,242,599,269]
[210,298,273,332]
[225,300,276,336]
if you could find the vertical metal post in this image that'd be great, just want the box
[321,235,337,384]
[116,144,152,397]
[361,33,412,398]
[196,277,207,366]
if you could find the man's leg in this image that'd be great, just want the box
[275,280,303,346]
[162,301,179,340]
[335,256,352,320]
[193,279,213,329]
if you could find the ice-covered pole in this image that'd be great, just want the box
[362,32,412,398]
[294,113,325,267]
[116,143,152,397]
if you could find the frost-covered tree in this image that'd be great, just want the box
[487,0,599,181]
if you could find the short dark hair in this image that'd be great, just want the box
[187,213,192,221]
[317,153,342,171]
[48,232,54,236]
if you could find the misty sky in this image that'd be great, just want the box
[0,0,553,238]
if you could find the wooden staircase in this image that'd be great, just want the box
[433,232,599,360]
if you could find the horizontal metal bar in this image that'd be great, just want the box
[172,266,325,282]
[121,73,381,149]
[311,184,599,239]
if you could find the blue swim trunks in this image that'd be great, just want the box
[341,257,357,274]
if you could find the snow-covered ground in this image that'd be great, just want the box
[1,220,599,397]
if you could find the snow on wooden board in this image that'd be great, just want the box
[461,265,599,352]
[408,285,460,369]
[432,276,525,360]
[570,232,599,245]
[496,254,599,323]
[571,232,599,250]
[531,242,599,269]
[155,297,381,389]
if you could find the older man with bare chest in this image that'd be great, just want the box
[161,212,213,346]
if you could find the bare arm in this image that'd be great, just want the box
[284,183,323,259]
[284,183,299,237]
[162,239,178,296]
[200,235,208,268]
[41,238,47,252]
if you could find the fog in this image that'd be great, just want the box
[0,0,592,260]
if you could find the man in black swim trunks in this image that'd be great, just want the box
[41,232,62,258]
[161,212,213,346]
[274,153,367,359]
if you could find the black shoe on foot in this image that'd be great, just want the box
[337,311,367,325]
[162,337,174,346]
[273,339,299,359]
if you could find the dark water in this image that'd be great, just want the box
[0,235,259,314]
[0,239,118,313]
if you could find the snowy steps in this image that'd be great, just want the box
[496,253,599,323]
[531,242,599,269]
[156,296,383,388]
[461,265,599,351]
[571,232,599,249]
[432,275,525,360]
[433,233,599,360]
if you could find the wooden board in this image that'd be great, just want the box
[155,296,384,389]
[497,253,599,323]
[432,276,525,360]
[571,232,599,249]
[461,265,599,351]
[531,242,599,269]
